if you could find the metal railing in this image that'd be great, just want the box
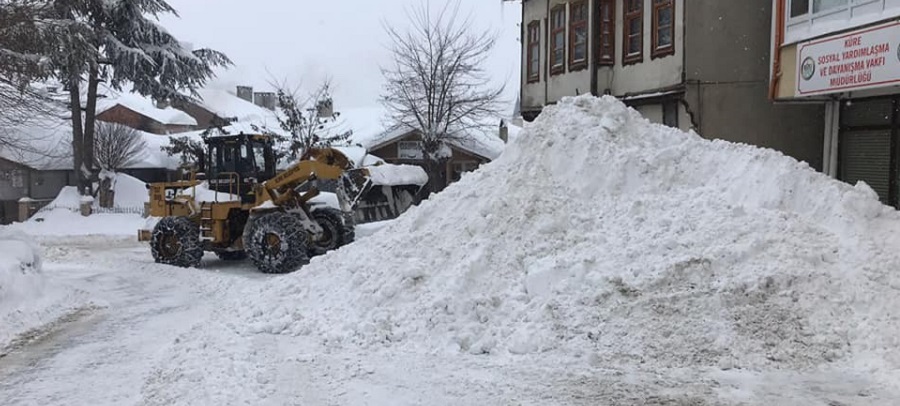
[35,203,146,216]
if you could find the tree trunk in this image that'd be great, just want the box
[99,175,114,208]
[83,66,100,194]
[68,74,85,195]
[423,157,447,195]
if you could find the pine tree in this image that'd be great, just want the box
[36,0,231,194]
[0,1,93,153]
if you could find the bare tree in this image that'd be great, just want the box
[93,122,146,208]
[94,122,147,171]
[270,78,352,162]
[380,0,504,193]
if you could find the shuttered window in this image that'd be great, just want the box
[840,130,892,203]
[839,97,898,207]
[597,0,615,66]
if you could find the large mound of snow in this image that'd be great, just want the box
[234,96,900,382]
[0,230,89,350]
[106,172,150,207]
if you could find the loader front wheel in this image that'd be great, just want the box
[246,212,309,274]
[309,208,352,256]
[151,216,203,268]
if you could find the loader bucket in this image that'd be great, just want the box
[349,164,428,222]
[338,168,374,211]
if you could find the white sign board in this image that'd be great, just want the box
[796,21,900,97]
[397,141,423,160]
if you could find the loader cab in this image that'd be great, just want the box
[206,133,276,202]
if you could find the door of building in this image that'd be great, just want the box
[839,97,899,208]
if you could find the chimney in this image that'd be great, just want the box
[253,91,277,110]
[316,97,334,118]
[236,86,253,103]
[155,98,170,109]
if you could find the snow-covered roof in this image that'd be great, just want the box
[96,93,198,126]
[361,124,508,161]
[321,106,392,147]
[0,113,182,171]
[193,88,281,126]
[0,115,73,171]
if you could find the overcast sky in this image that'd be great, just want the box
[157,0,522,113]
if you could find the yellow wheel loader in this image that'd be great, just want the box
[138,132,426,274]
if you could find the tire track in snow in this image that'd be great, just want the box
[0,237,258,406]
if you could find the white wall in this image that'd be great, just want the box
[785,0,900,44]
[522,0,548,109]
[522,0,685,110]
[600,0,685,96]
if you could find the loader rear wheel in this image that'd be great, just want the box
[309,208,352,256]
[246,212,309,274]
[151,216,203,268]
[215,251,247,261]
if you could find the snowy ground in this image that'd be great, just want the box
[0,236,892,405]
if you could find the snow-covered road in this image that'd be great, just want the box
[1,236,894,405]
[0,236,724,406]
[0,237,250,405]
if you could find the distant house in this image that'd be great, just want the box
[96,93,198,135]
[362,126,507,191]
[0,156,74,224]
[324,107,513,191]
[0,112,184,224]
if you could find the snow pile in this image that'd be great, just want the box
[0,231,43,308]
[106,172,151,207]
[40,173,148,211]
[14,173,149,237]
[234,96,900,376]
[0,230,87,350]
[366,164,429,186]
[43,185,82,209]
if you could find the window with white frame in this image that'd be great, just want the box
[397,141,423,160]
[789,0,885,19]
[549,5,567,75]
[785,0,899,43]
[791,0,811,17]
[814,0,849,13]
